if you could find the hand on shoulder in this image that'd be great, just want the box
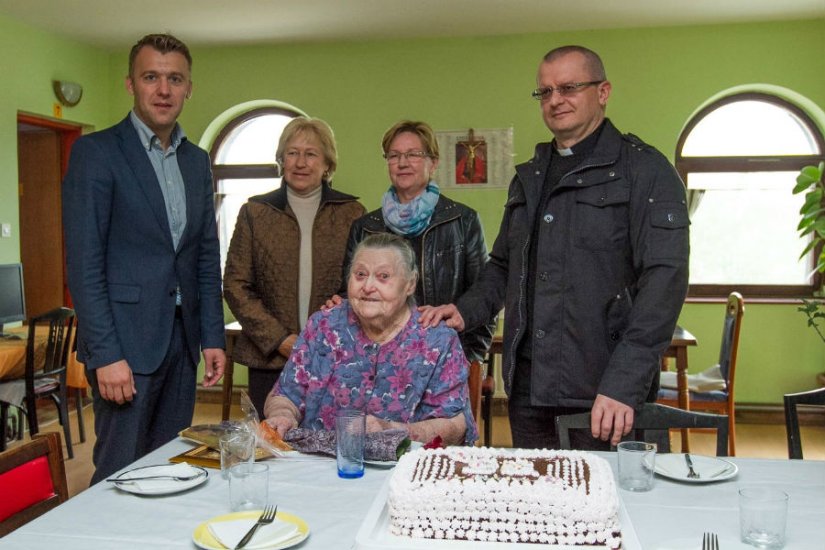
[417,304,465,332]
[322,294,343,311]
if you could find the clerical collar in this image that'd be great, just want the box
[553,119,606,158]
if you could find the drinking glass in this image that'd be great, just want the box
[335,409,366,479]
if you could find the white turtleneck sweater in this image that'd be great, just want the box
[286,184,322,327]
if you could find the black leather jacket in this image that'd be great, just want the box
[458,119,689,408]
[343,194,495,362]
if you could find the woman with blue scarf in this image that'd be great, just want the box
[342,120,495,363]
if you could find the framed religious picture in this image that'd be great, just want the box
[435,127,514,189]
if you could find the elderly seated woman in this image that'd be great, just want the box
[264,233,477,446]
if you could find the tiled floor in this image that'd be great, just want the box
[8,399,825,498]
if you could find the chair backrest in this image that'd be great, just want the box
[556,403,729,456]
[718,292,744,388]
[0,432,68,536]
[25,307,75,394]
[467,360,482,425]
[783,386,825,459]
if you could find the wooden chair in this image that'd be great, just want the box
[65,319,86,444]
[480,336,501,447]
[0,432,68,536]
[13,308,76,459]
[658,292,744,455]
[556,403,729,456]
[783,386,825,459]
[467,361,482,430]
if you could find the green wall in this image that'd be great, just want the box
[0,14,115,263]
[2,13,824,403]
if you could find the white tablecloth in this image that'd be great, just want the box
[1,440,823,549]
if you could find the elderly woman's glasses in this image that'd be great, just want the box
[531,80,603,101]
[384,150,430,164]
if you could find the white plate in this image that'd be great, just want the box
[193,510,309,550]
[109,464,208,495]
[654,454,738,483]
[354,473,641,549]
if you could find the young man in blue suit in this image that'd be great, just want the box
[63,34,226,484]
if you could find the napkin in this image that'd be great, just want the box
[116,462,201,492]
[283,427,410,461]
[207,517,299,549]
[660,365,726,392]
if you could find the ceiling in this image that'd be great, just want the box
[0,0,822,49]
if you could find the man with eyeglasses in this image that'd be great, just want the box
[420,45,689,451]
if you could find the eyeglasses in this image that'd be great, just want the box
[384,150,430,164]
[531,80,603,101]
[284,150,322,163]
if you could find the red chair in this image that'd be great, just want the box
[0,432,68,536]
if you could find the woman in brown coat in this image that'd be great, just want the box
[224,117,365,414]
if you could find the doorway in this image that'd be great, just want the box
[16,114,83,318]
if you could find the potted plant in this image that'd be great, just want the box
[793,161,825,345]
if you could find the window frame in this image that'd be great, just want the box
[208,105,303,271]
[209,105,303,181]
[675,92,825,298]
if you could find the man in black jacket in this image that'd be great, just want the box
[420,45,689,450]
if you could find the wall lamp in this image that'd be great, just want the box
[52,80,83,107]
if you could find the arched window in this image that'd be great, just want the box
[676,93,825,297]
[209,106,303,270]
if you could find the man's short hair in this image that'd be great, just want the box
[128,33,192,78]
[542,45,606,81]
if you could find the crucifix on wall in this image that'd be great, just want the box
[455,129,488,184]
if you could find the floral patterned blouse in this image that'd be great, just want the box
[273,301,478,445]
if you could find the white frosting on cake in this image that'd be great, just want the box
[387,447,621,549]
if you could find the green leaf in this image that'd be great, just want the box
[802,189,823,210]
[794,175,817,193]
[799,240,815,259]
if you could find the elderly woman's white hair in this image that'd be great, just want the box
[349,233,419,306]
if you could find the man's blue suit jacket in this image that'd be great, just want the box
[62,115,226,375]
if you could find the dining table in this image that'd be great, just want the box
[1,438,822,549]
[0,327,48,382]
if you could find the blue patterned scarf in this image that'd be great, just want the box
[381,181,440,237]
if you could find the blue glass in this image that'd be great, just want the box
[336,410,365,479]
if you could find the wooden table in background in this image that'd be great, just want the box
[221,322,242,421]
[0,328,48,381]
[662,325,698,450]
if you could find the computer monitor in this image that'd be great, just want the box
[0,263,26,338]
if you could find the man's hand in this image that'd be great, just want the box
[96,360,136,404]
[277,334,298,358]
[202,348,226,387]
[322,294,343,310]
[590,394,634,446]
[416,304,465,331]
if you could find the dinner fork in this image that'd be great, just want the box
[685,453,700,479]
[235,505,277,549]
[105,473,204,483]
[702,531,719,550]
